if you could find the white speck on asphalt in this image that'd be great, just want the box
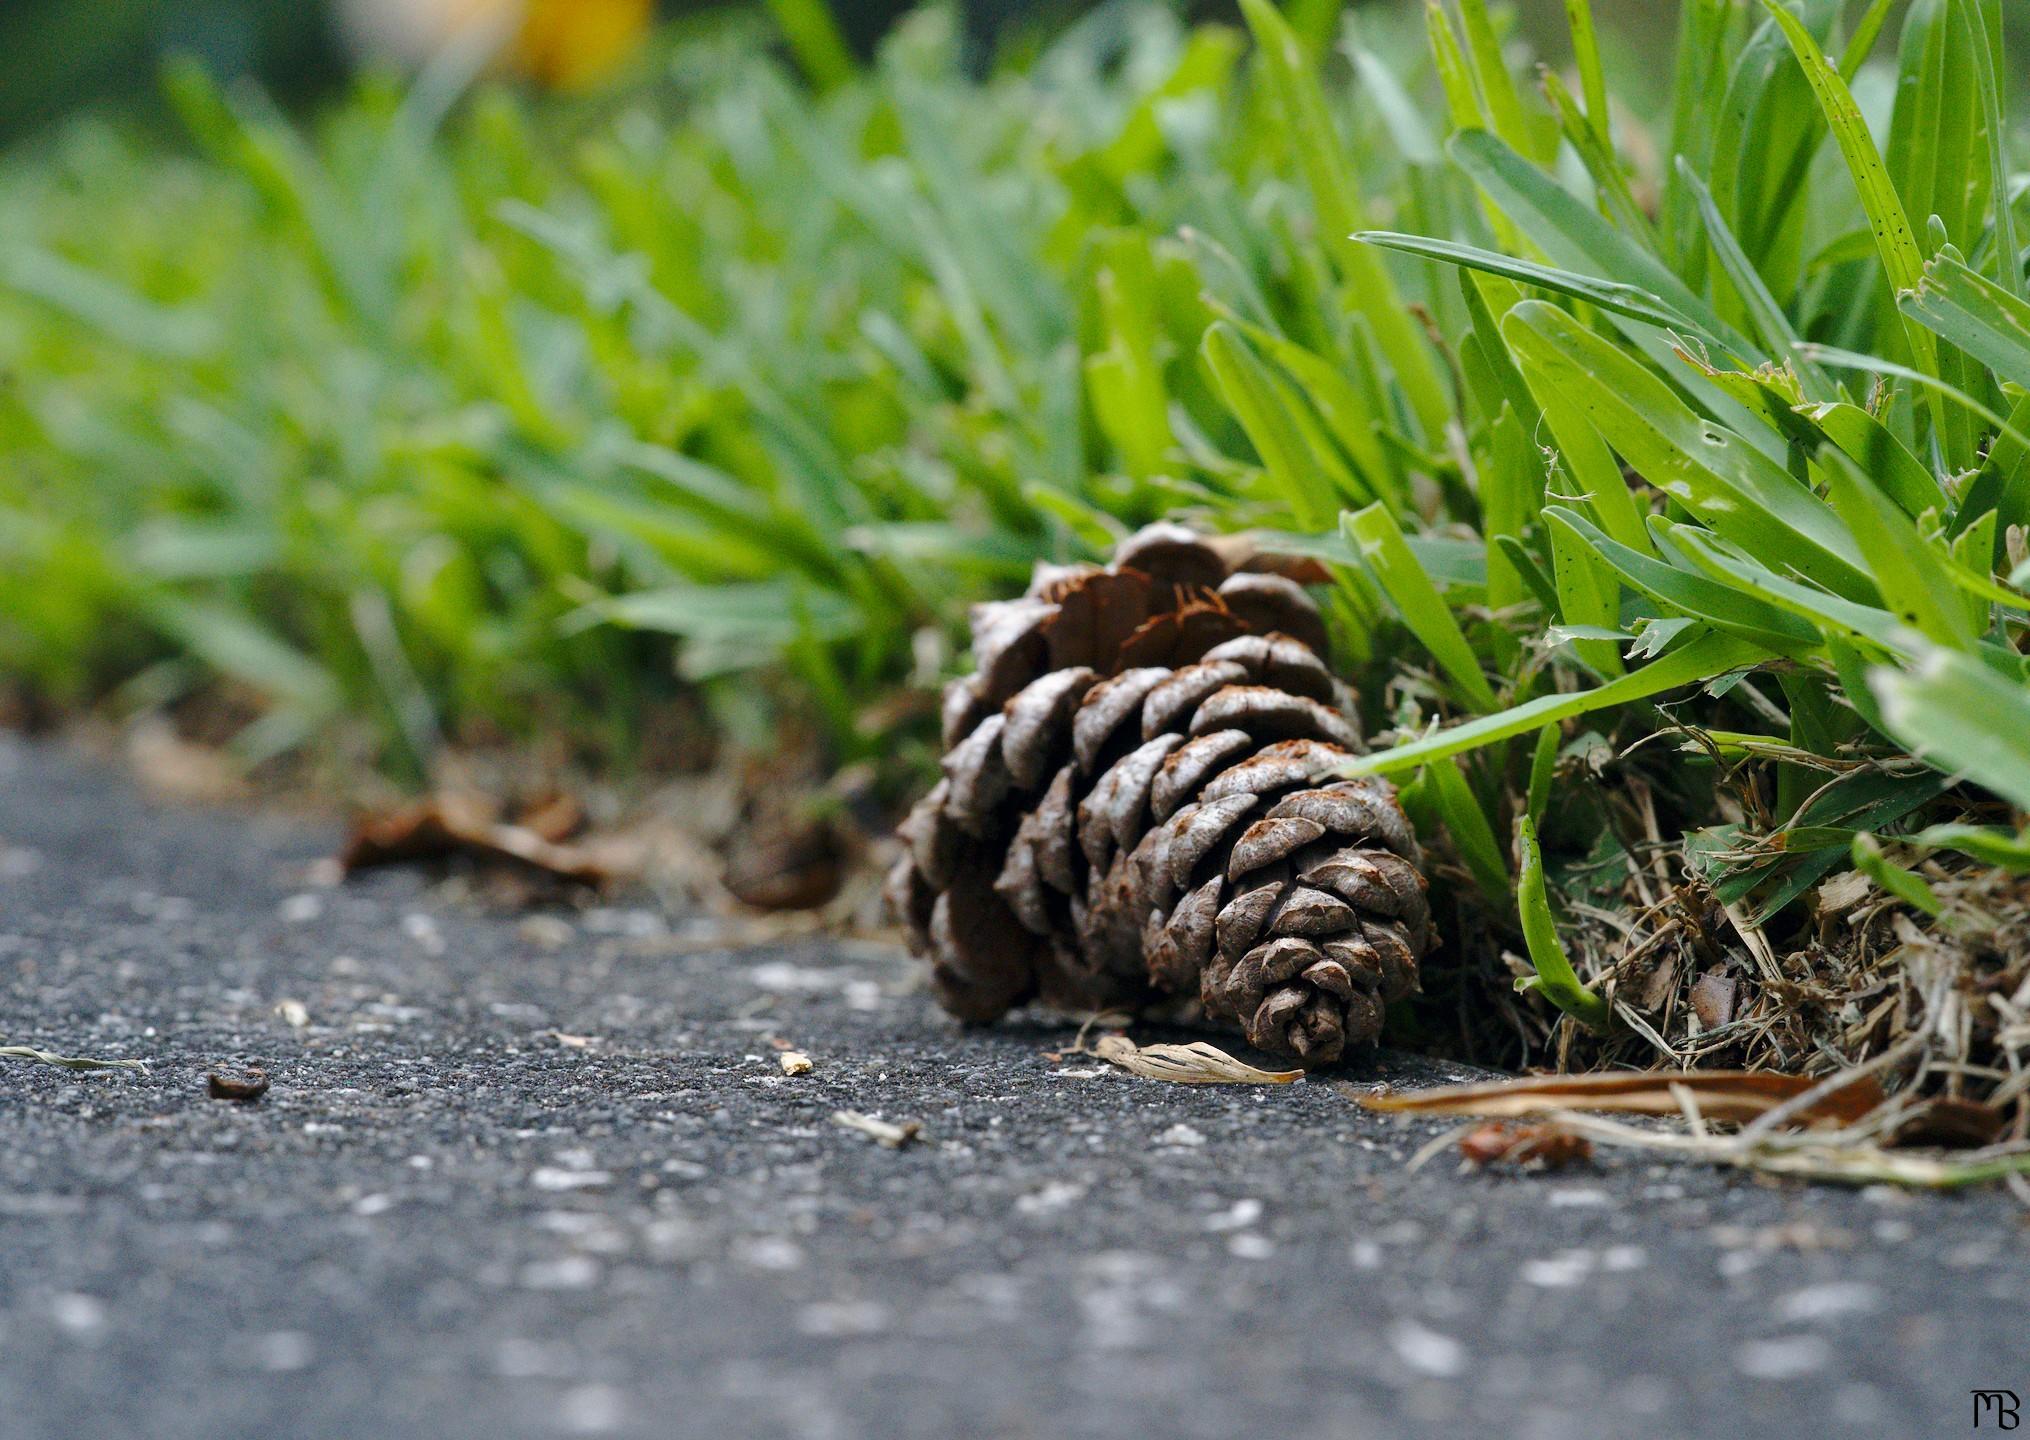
[1521,1252,1594,1289]
[1735,1334,1833,1380]
[1227,1234,1274,1260]
[519,1256,602,1292]
[531,1168,612,1192]
[279,893,323,923]
[401,913,446,955]
[1391,1320,1467,1378]
[796,1300,891,1337]
[1775,1282,1879,1323]
[252,1331,315,1372]
[1203,1198,1262,1232]
[50,1294,106,1339]
[1016,1181,1087,1217]
[558,1383,628,1435]
[1545,1187,1611,1208]
[1157,1123,1205,1147]
[732,1236,805,1271]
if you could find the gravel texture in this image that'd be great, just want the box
[1,734,2024,1439]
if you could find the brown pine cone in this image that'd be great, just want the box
[885,524,1431,1066]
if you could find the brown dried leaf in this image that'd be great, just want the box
[1088,1033,1301,1085]
[1689,971,1738,1030]
[340,794,623,889]
[1358,1071,1887,1128]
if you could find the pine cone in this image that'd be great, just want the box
[886,525,1432,1066]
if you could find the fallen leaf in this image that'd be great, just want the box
[1689,972,1737,1030]
[1357,1070,1885,1128]
[340,792,628,890]
[1457,1121,1593,1170]
[207,1068,271,1102]
[1087,1034,1302,1086]
[779,1051,814,1076]
[831,1111,921,1147]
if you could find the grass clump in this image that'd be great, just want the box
[5,0,2030,1115]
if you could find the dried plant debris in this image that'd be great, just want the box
[1,1043,145,1074]
[778,1051,814,1076]
[887,524,1430,1066]
[1457,1121,1593,1170]
[1359,1070,1885,1128]
[207,1068,271,1102]
[1363,1063,2030,1189]
[1537,1113,2030,1191]
[340,790,632,891]
[831,1111,921,1147]
[1082,1032,1302,1085]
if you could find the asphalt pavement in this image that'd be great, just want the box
[1,734,2024,1440]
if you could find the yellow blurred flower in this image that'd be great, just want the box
[514,0,654,89]
[338,0,653,90]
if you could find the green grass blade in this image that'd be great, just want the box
[1203,323,1345,529]
[1240,0,1449,441]
[1872,644,2030,811]
[1500,300,1871,598]
[1344,502,1500,711]
[1517,816,1612,1031]
[1901,252,2030,391]
[1562,0,1612,151]
[1819,449,1974,650]
[1429,754,1511,905]
[1343,631,1767,778]
[1673,158,1832,399]
[1756,0,1962,462]
[1357,231,1700,334]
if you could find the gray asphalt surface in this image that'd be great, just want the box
[1,734,2025,1440]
